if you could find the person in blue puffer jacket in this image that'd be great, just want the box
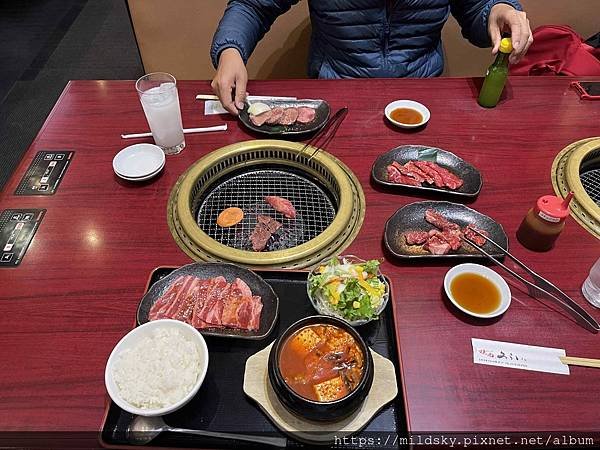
[211,0,532,114]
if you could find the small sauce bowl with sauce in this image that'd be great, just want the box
[384,100,430,129]
[443,263,511,319]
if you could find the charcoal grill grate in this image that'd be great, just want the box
[196,169,336,251]
[581,169,600,206]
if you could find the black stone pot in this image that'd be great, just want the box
[267,315,374,422]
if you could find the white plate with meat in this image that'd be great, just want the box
[137,263,279,339]
[371,145,482,198]
[384,201,508,259]
[239,99,330,136]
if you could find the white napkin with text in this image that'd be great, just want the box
[472,338,569,375]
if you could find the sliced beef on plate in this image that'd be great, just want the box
[162,276,198,318]
[429,229,462,251]
[190,278,214,328]
[392,161,426,184]
[463,224,489,246]
[193,276,228,327]
[413,161,445,188]
[149,275,187,320]
[249,110,272,127]
[221,278,263,331]
[265,195,297,219]
[424,208,461,231]
[405,161,434,184]
[420,161,464,190]
[171,277,201,323]
[149,275,264,332]
[296,106,316,124]
[405,230,429,245]
[237,296,263,331]
[386,164,403,183]
[279,107,299,125]
[265,107,284,124]
[424,234,452,255]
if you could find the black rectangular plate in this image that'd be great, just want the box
[100,268,406,449]
[384,201,508,259]
[15,150,73,195]
[239,99,330,136]
[136,262,279,340]
[0,209,45,267]
[371,145,482,198]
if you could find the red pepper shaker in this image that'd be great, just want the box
[516,192,574,252]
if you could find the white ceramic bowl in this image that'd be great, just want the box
[105,319,209,416]
[384,99,430,128]
[444,263,511,319]
[112,143,165,178]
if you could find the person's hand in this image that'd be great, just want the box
[488,3,533,64]
[211,48,248,115]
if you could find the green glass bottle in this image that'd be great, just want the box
[478,38,513,108]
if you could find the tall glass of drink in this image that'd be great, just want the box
[135,72,185,155]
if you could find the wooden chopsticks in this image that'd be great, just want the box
[560,356,600,369]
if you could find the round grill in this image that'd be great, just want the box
[168,140,365,269]
[196,168,336,251]
[551,137,600,240]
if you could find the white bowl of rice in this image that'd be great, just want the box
[105,319,209,416]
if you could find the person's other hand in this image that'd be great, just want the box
[488,4,533,64]
[211,48,248,115]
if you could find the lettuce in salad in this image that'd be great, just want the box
[309,257,386,322]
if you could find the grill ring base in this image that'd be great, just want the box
[167,140,366,268]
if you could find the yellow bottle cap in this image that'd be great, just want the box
[499,37,513,54]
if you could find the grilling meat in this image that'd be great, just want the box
[250,215,282,252]
[403,208,488,255]
[265,195,297,219]
[149,276,263,331]
[385,159,464,190]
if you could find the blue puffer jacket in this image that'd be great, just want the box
[211,0,521,78]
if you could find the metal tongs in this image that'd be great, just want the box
[295,107,348,162]
[463,229,600,333]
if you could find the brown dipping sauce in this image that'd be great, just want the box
[390,107,423,125]
[450,273,501,314]
[278,324,364,402]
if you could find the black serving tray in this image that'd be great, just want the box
[100,268,407,449]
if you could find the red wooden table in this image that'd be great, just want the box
[1,78,599,443]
